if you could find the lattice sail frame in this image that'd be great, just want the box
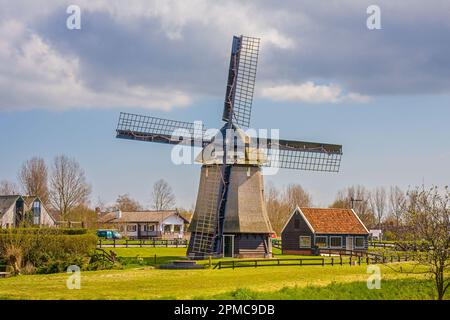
[223,36,260,128]
[265,148,342,172]
[116,112,210,146]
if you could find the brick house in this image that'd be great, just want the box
[281,207,369,255]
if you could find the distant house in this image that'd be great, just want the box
[369,229,383,241]
[0,195,56,228]
[98,210,190,239]
[281,207,369,255]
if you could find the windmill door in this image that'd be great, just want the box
[223,235,234,258]
[346,236,354,251]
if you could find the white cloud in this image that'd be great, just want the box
[0,19,192,111]
[81,0,296,48]
[260,82,371,104]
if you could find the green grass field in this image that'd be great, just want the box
[0,247,445,300]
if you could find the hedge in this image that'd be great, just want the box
[0,228,88,235]
[0,231,97,274]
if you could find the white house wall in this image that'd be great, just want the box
[162,215,185,232]
[40,205,56,226]
[0,206,14,227]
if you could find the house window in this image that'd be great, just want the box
[355,237,365,248]
[294,218,300,230]
[164,225,171,233]
[174,225,181,232]
[32,200,41,225]
[330,236,343,248]
[315,236,328,248]
[127,225,137,232]
[149,225,155,232]
[299,236,311,248]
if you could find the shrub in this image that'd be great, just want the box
[0,228,88,235]
[0,230,97,274]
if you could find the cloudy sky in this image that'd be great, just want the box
[1,0,449,208]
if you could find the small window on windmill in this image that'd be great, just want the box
[294,218,300,230]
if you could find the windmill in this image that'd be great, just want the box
[115,35,343,259]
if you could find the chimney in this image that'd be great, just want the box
[116,209,122,219]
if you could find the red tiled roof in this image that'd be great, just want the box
[300,208,368,235]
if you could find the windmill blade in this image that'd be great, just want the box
[116,112,211,147]
[222,35,260,128]
[260,138,343,172]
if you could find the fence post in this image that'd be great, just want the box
[140,240,143,248]
[166,240,168,247]
[113,239,116,248]
[349,257,352,266]
[322,258,324,266]
[99,239,102,248]
[255,260,257,268]
[125,240,128,248]
[358,256,361,265]
[232,261,235,270]
[331,257,334,266]
[340,256,343,266]
[154,254,157,265]
[219,261,221,269]
[366,256,369,265]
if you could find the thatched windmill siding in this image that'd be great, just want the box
[188,165,273,258]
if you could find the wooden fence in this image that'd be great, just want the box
[368,241,396,249]
[215,256,368,269]
[97,239,188,248]
[215,249,417,269]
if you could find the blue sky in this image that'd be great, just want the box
[0,1,449,208]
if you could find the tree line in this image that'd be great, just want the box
[0,156,177,227]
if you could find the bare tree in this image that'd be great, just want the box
[284,184,312,209]
[264,182,311,235]
[115,194,143,212]
[388,186,406,227]
[265,182,289,235]
[0,180,19,195]
[18,157,49,204]
[330,185,375,228]
[403,186,450,300]
[370,187,387,228]
[49,155,91,219]
[151,179,175,210]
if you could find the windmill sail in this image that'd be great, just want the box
[260,138,343,172]
[116,112,211,147]
[222,36,260,128]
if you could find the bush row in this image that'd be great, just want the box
[0,228,88,235]
[0,232,97,274]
